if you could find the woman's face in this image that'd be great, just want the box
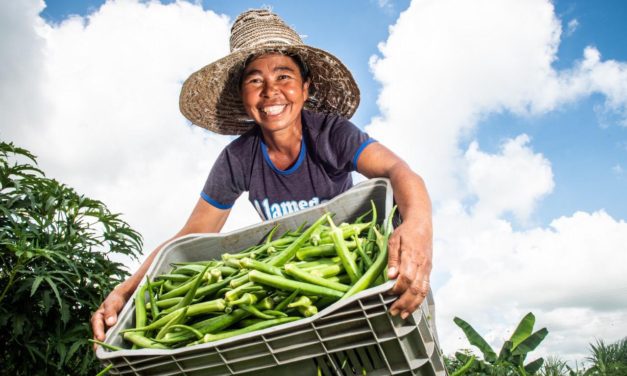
[240,54,310,135]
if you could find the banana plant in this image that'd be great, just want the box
[451,312,548,375]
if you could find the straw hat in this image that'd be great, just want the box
[179,9,360,135]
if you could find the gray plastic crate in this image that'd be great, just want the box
[97,178,446,375]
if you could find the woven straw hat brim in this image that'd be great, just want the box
[179,44,360,135]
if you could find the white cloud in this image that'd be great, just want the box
[0,0,47,137]
[465,134,554,222]
[1,0,261,265]
[566,19,579,36]
[367,0,627,361]
[435,206,627,360]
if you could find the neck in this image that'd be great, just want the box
[261,122,302,155]
[261,121,304,170]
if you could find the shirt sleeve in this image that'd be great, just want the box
[316,117,376,174]
[201,147,246,209]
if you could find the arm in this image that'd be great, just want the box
[356,142,433,319]
[91,198,230,346]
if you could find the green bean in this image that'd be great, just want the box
[326,216,361,284]
[165,264,211,313]
[172,263,213,275]
[145,276,159,319]
[287,296,313,308]
[249,270,344,299]
[240,257,284,276]
[353,234,372,268]
[275,289,300,311]
[134,283,147,339]
[227,292,258,306]
[297,305,318,317]
[256,296,275,310]
[309,264,344,278]
[166,324,203,340]
[89,339,122,352]
[269,213,331,266]
[239,304,277,319]
[284,264,350,292]
[154,273,192,282]
[318,222,371,244]
[123,332,169,349]
[261,309,287,317]
[192,317,301,345]
[96,364,113,376]
[156,307,187,340]
[342,227,389,299]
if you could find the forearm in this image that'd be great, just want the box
[388,162,432,235]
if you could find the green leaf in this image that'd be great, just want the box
[66,339,83,361]
[44,276,63,310]
[512,328,549,356]
[13,314,25,336]
[498,340,513,362]
[30,276,44,297]
[510,312,535,349]
[451,355,476,376]
[60,301,70,325]
[454,317,497,363]
[524,357,545,374]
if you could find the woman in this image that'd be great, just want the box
[91,9,433,346]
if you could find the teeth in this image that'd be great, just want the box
[262,105,286,115]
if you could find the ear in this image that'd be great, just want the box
[303,79,311,100]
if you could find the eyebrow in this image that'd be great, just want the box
[242,66,296,79]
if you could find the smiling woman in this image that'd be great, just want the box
[91,8,435,347]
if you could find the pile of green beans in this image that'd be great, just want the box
[117,203,396,350]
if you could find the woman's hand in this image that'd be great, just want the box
[90,288,128,350]
[386,220,433,319]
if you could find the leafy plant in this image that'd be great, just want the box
[539,356,579,376]
[448,312,548,375]
[584,338,627,376]
[0,141,143,375]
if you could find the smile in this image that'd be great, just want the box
[260,104,287,116]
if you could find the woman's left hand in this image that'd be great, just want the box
[386,220,433,319]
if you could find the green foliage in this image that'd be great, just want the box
[539,356,579,376]
[448,312,548,375]
[584,338,627,376]
[0,141,143,375]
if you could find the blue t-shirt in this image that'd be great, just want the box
[201,110,376,220]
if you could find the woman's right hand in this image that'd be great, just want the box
[90,288,128,350]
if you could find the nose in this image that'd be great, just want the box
[261,80,278,98]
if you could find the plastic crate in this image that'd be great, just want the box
[97,178,446,375]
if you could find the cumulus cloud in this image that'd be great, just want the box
[464,134,554,222]
[435,207,627,359]
[367,0,627,361]
[0,0,47,136]
[1,0,261,264]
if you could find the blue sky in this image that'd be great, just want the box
[4,0,627,362]
[40,0,627,227]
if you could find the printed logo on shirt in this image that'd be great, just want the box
[253,197,327,219]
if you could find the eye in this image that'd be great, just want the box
[277,74,292,80]
[245,77,263,85]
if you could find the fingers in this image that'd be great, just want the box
[390,243,417,296]
[90,293,125,351]
[103,300,119,328]
[90,307,106,350]
[389,272,430,319]
[387,231,401,279]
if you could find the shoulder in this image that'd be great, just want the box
[221,126,260,159]
[226,125,260,151]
